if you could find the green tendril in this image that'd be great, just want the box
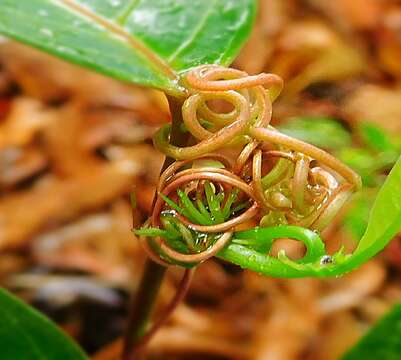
[261,157,292,189]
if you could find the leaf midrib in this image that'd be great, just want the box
[59,0,178,80]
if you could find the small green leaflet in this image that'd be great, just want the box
[342,303,401,360]
[0,288,88,360]
[0,0,256,95]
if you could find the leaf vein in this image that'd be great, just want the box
[57,0,177,80]
[167,0,217,63]
[115,0,140,25]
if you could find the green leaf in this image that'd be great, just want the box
[0,0,256,95]
[352,155,401,256]
[278,116,352,150]
[0,288,88,360]
[342,191,375,240]
[321,154,401,275]
[342,303,401,360]
[358,122,396,152]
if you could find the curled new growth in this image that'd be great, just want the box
[135,65,361,268]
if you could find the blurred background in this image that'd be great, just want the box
[1,0,401,359]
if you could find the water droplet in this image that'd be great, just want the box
[38,9,48,16]
[320,255,333,265]
[40,28,53,37]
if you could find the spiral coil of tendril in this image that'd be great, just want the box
[140,65,361,267]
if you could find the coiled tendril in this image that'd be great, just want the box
[136,65,361,269]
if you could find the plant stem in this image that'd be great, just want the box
[122,96,187,360]
[122,261,166,360]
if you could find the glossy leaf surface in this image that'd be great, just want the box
[0,288,88,360]
[0,0,256,95]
